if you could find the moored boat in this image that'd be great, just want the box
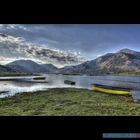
[64,80,76,85]
[33,77,46,80]
[92,84,131,95]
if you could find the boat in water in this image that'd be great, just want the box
[64,80,76,85]
[18,76,48,83]
[92,84,131,95]
[33,76,46,80]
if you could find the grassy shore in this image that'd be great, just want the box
[113,71,140,76]
[0,88,140,116]
[0,72,40,77]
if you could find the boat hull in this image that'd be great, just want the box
[92,84,131,95]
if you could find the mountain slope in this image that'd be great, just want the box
[6,60,58,73]
[6,60,43,73]
[41,64,58,72]
[56,49,140,75]
[0,65,15,73]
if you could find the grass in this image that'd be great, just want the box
[0,88,140,116]
[113,71,140,76]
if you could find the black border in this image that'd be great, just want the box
[1,116,140,139]
[1,15,140,23]
[0,9,140,24]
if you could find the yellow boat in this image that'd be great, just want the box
[92,84,131,95]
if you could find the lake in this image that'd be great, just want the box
[0,74,140,99]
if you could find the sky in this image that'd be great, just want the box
[0,24,140,66]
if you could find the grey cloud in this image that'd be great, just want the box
[0,34,84,67]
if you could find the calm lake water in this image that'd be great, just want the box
[0,74,140,99]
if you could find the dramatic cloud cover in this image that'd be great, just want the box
[0,33,83,67]
[0,24,140,66]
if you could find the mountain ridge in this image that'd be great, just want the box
[56,48,140,75]
[6,59,58,73]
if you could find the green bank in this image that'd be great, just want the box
[0,88,139,116]
[0,72,40,77]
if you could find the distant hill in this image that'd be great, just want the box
[6,60,58,73]
[56,48,140,75]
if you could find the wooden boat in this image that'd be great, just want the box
[64,80,75,85]
[0,91,9,94]
[21,79,48,83]
[19,77,48,83]
[33,77,46,80]
[92,84,131,95]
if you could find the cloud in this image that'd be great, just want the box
[0,33,84,67]
[0,24,28,31]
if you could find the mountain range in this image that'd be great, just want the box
[0,48,140,75]
[56,48,140,75]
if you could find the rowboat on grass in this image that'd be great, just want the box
[92,84,131,95]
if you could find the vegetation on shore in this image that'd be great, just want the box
[116,71,140,76]
[0,88,139,116]
[0,72,40,77]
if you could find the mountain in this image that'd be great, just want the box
[6,60,58,73]
[41,64,58,72]
[0,65,15,73]
[56,49,140,75]
[6,60,43,73]
[118,48,139,54]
